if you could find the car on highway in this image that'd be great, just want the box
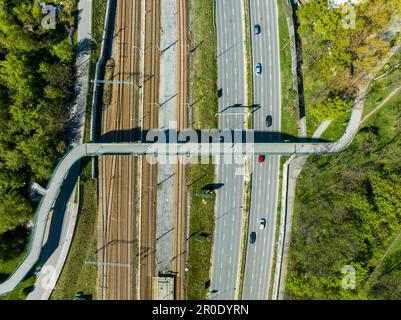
[254,24,261,34]
[258,155,265,163]
[266,115,273,127]
[259,218,267,230]
[249,232,256,244]
[255,63,262,75]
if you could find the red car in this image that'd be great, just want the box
[258,155,265,163]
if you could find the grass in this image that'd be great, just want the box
[84,0,108,142]
[278,0,298,138]
[0,246,36,300]
[0,276,36,300]
[50,0,107,299]
[190,0,218,130]
[186,0,218,299]
[186,161,217,300]
[51,160,98,300]
[236,0,253,299]
[318,112,350,142]
[267,155,288,298]
[237,166,251,298]
[243,0,253,115]
[363,49,401,118]
[363,229,401,294]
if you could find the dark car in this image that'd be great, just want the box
[266,115,273,127]
[254,24,261,34]
[258,155,265,163]
[249,232,256,244]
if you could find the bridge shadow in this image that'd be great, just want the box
[39,161,81,264]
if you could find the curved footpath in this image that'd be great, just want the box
[0,104,362,295]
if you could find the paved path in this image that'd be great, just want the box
[27,0,92,300]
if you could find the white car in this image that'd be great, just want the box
[259,218,267,230]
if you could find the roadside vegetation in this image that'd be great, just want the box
[190,0,218,130]
[297,0,401,138]
[0,0,76,298]
[51,160,98,300]
[187,0,218,299]
[0,227,36,300]
[363,48,401,119]
[51,0,107,299]
[278,0,298,138]
[285,81,401,299]
[186,162,217,300]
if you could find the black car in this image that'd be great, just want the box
[254,24,261,34]
[249,232,256,244]
[266,115,273,127]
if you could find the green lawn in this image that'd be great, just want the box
[363,48,401,118]
[51,160,98,300]
[190,0,218,130]
[186,0,218,299]
[0,233,36,300]
[186,162,217,299]
[278,0,298,138]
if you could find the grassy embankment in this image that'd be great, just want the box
[186,0,218,300]
[285,47,401,299]
[0,228,36,300]
[236,0,252,299]
[51,0,107,300]
[278,0,298,138]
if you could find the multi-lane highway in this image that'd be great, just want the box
[242,0,281,299]
[210,0,247,300]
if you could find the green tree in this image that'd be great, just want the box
[310,97,350,122]
[52,38,75,63]
[0,192,32,234]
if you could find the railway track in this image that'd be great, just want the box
[140,0,161,300]
[97,0,142,300]
[172,0,189,300]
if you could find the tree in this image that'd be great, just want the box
[310,97,350,122]
[52,38,75,63]
[0,192,32,234]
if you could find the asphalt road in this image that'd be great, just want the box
[242,0,281,300]
[210,0,246,300]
